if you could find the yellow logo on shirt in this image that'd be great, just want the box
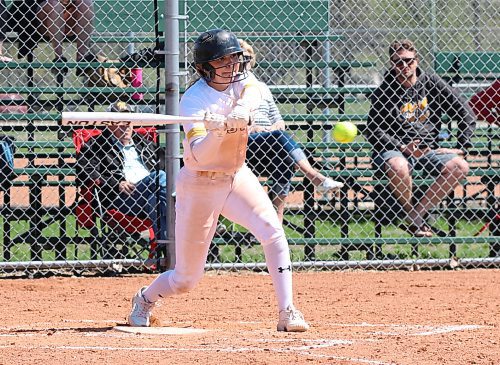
[399,97,430,124]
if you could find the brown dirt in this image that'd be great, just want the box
[0,269,499,365]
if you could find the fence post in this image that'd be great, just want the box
[163,0,182,270]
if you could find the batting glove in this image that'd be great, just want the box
[203,112,226,132]
[226,103,251,129]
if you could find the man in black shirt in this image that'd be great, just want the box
[367,40,476,237]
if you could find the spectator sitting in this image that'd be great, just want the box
[240,39,344,222]
[37,0,94,74]
[77,101,167,243]
[366,39,475,237]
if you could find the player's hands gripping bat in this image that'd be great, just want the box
[203,112,226,132]
[226,101,251,129]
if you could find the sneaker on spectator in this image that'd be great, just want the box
[128,286,154,327]
[139,229,151,241]
[277,305,309,332]
[316,178,344,193]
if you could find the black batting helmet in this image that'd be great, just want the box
[193,29,248,83]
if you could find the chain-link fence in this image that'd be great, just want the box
[0,0,498,275]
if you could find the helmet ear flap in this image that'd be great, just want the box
[196,63,215,81]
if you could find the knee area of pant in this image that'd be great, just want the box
[258,231,287,248]
[271,130,293,144]
[270,130,285,138]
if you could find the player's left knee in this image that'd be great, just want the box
[258,230,287,247]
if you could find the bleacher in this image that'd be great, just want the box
[434,51,500,83]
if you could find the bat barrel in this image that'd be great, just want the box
[60,112,204,126]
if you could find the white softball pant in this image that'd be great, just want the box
[144,164,294,310]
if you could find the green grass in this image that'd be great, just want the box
[205,214,492,263]
[5,213,161,261]
[2,213,491,264]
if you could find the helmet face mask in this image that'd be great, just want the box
[194,29,249,84]
[197,54,248,84]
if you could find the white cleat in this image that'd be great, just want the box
[128,286,155,327]
[277,305,309,332]
[316,177,344,193]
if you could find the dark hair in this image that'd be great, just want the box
[389,39,418,59]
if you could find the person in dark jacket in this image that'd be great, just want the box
[77,101,167,243]
[366,39,475,237]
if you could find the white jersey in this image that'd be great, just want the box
[180,74,260,173]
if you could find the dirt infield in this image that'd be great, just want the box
[0,269,499,365]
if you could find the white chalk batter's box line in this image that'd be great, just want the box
[0,322,488,343]
[327,323,485,336]
[0,339,394,365]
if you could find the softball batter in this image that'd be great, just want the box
[127,29,309,332]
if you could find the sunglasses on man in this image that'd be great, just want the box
[391,57,416,67]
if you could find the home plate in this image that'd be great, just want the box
[113,326,207,335]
